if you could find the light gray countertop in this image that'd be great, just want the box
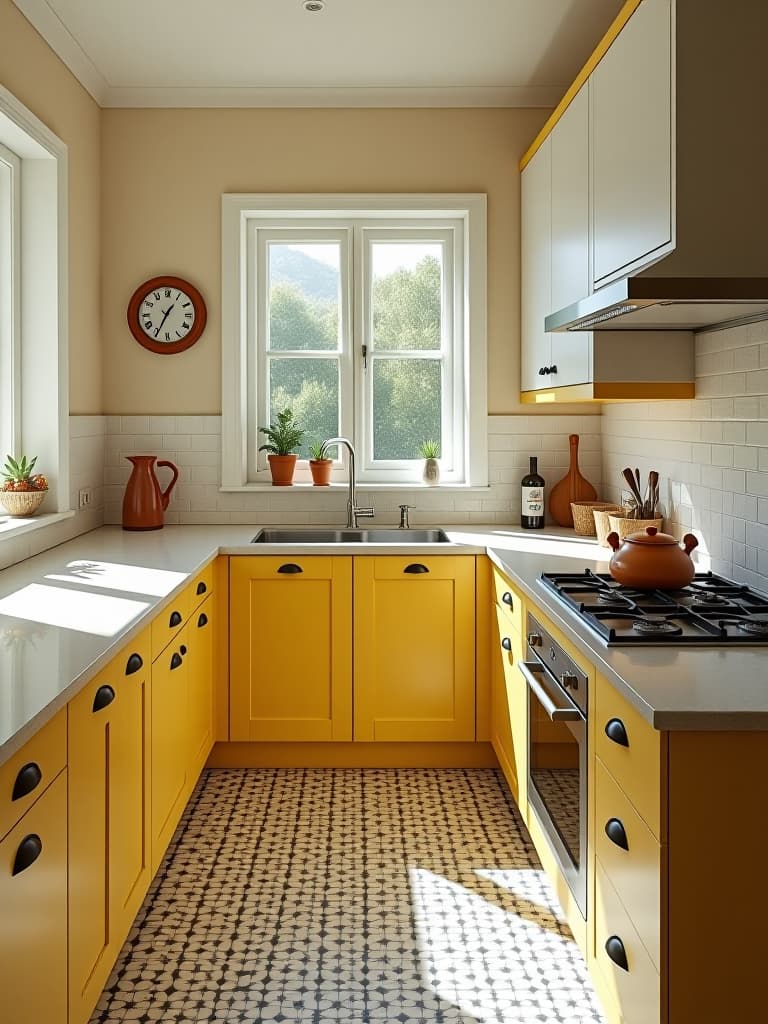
[0,523,766,768]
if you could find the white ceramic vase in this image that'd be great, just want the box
[422,458,440,486]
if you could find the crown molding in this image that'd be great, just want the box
[13,0,109,105]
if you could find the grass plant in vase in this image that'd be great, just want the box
[1,454,48,516]
[308,441,333,486]
[419,439,440,486]
[259,409,306,486]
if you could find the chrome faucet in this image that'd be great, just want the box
[322,437,374,528]
[398,504,415,529]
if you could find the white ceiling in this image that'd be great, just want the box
[15,0,625,108]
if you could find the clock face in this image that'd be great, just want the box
[127,276,207,354]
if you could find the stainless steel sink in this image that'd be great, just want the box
[251,528,450,544]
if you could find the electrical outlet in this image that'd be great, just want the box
[78,487,92,509]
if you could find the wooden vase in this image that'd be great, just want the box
[548,434,597,527]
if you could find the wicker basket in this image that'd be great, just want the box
[591,505,626,545]
[0,489,47,517]
[570,501,622,537]
[607,514,664,543]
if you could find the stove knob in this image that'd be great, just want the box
[560,672,579,690]
[527,632,542,648]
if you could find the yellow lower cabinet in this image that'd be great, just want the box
[492,607,528,816]
[188,593,215,782]
[0,770,67,1024]
[68,634,151,1024]
[151,628,190,872]
[229,556,353,741]
[354,556,476,742]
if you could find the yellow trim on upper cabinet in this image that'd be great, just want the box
[519,0,643,171]
[520,381,695,404]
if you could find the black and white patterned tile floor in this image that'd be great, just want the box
[92,769,605,1024]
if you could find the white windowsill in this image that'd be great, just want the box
[220,483,491,493]
[0,510,75,541]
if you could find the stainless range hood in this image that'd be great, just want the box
[545,278,768,333]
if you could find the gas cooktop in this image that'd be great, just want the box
[539,570,768,645]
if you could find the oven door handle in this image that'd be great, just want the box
[519,661,584,722]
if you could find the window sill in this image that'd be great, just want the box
[0,510,75,542]
[220,483,491,493]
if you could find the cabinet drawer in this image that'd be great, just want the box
[595,757,661,970]
[492,568,524,635]
[363,554,474,580]
[596,673,662,839]
[594,860,660,1024]
[151,586,191,659]
[0,709,67,842]
[234,555,334,580]
[189,561,214,612]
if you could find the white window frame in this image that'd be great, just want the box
[222,194,487,490]
[0,86,69,519]
[0,142,21,461]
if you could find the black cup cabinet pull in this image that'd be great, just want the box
[92,685,115,713]
[605,818,629,851]
[170,652,183,670]
[196,581,207,595]
[12,762,42,802]
[501,637,513,652]
[12,834,43,877]
[277,563,303,575]
[169,610,183,628]
[605,718,630,747]
[198,612,208,628]
[125,653,143,676]
[502,592,514,607]
[403,563,429,574]
[605,935,629,972]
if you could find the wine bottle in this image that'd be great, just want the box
[521,456,545,529]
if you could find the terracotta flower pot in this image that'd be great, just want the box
[309,459,332,486]
[268,453,298,486]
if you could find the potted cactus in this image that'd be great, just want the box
[308,441,333,486]
[1,454,48,516]
[259,409,306,486]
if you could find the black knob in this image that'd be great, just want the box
[550,364,557,374]
[538,366,547,376]
[501,637,512,652]
[92,685,115,713]
[125,653,143,676]
[12,834,43,876]
[169,610,182,627]
[170,652,183,670]
[605,935,629,972]
[502,592,514,608]
[12,762,42,802]
[180,644,187,656]
[605,818,629,851]
[198,612,208,628]
[403,564,429,574]
[196,581,207,595]
[277,563,303,575]
[560,672,578,689]
[605,718,630,748]
[527,632,542,647]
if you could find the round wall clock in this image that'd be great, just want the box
[127,276,207,354]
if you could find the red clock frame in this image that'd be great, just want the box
[127,275,207,354]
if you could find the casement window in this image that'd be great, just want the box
[222,195,487,488]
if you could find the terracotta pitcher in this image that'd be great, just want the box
[122,455,179,531]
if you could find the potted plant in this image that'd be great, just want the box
[418,439,441,486]
[308,441,333,486]
[259,409,306,486]
[0,454,48,516]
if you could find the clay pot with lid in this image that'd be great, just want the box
[606,526,699,590]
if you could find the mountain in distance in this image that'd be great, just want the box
[270,246,338,302]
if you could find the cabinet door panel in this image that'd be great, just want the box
[229,557,352,741]
[354,556,476,742]
[0,771,67,1024]
[520,138,552,392]
[592,0,672,284]
[188,595,215,780]
[493,606,528,818]
[151,630,189,872]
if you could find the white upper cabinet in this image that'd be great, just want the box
[591,0,673,286]
[520,137,551,394]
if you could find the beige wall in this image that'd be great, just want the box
[101,106,593,416]
[0,0,101,413]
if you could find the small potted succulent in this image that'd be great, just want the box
[308,441,333,486]
[259,409,306,486]
[1,454,48,516]
[418,439,441,486]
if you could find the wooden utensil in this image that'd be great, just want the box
[622,467,644,509]
[549,434,598,527]
[645,470,659,517]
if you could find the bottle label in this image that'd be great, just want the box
[522,486,544,516]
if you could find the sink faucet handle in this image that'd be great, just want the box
[398,504,416,529]
[355,506,375,520]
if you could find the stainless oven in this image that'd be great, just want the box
[520,612,588,917]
